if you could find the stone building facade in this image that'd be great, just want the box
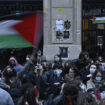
[43,0,82,60]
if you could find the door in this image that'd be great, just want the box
[82,0,105,58]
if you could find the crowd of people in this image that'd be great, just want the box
[0,50,105,105]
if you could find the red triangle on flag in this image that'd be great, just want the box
[13,12,43,47]
[93,16,96,21]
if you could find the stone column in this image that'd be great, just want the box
[43,0,82,60]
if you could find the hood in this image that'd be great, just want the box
[9,57,19,66]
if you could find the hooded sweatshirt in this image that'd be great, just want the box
[9,57,23,72]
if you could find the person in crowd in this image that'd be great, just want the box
[86,70,105,93]
[2,66,22,105]
[50,82,79,105]
[0,87,14,105]
[25,54,31,62]
[0,66,17,91]
[8,57,23,72]
[76,79,87,93]
[80,63,97,84]
[3,66,19,87]
[65,67,78,82]
[97,56,103,63]
[41,56,47,66]
[52,54,63,68]
[47,63,62,97]
[0,54,36,105]
[23,54,32,66]
[45,62,52,71]
[73,52,90,70]
[2,50,105,105]
[17,86,42,105]
[77,92,104,105]
[61,60,74,78]
[41,55,49,72]
[49,64,62,84]
[34,64,51,99]
[61,66,86,94]
[94,57,105,73]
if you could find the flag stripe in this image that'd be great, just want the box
[0,20,21,35]
[93,17,105,23]
[93,20,105,23]
[0,35,32,48]
[95,17,105,20]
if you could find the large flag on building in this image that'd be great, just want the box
[0,12,43,48]
[93,16,105,23]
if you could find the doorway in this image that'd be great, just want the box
[82,0,105,58]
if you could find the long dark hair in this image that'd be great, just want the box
[87,64,97,74]
[64,60,74,73]
[25,87,38,105]
[77,92,104,105]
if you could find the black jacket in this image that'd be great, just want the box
[79,67,90,84]
[44,94,77,105]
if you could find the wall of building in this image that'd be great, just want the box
[43,0,82,60]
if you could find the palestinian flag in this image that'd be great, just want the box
[93,16,105,24]
[0,12,43,48]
